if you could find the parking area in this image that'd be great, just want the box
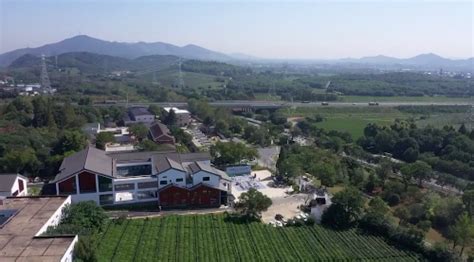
[231,170,307,223]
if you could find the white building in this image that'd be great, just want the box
[52,147,231,207]
[163,107,191,126]
[0,174,28,197]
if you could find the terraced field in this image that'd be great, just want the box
[96,214,421,261]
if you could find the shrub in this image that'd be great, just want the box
[386,193,401,206]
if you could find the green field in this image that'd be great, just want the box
[96,214,421,261]
[283,106,471,139]
[339,95,474,103]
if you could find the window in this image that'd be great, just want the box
[160,180,168,185]
[176,178,183,182]
[116,164,152,177]
[18,179,24,192]
[58,176,77,194]
[79,172,97,194]
[203,177,210,182]
[136,190,157,200]
[99,194,114,205]
[98,176,113,192]
[138,181,158,189]
[114,183,135,191]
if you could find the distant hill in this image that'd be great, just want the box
[0,35,233,67]
[339,53,472,70]
[9,52,181,74]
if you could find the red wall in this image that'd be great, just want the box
[78,172,97,193]
[159,184,221,207]
[58,176,76,194]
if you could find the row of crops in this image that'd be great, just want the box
[96,214,421,261]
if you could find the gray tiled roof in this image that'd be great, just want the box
[154,156,186,173]
[129,107,153,117]
[188,162,231,181]
[54,148,212,182]
[149,122,173,140]
[0,174,22,192]
[53,147,114,182]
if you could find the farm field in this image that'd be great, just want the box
[339,95,474,103]
[96,214,421,261]
[283,106,470,139]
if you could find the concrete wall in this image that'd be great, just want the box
[158,169,187,188]
[60,235,78,262]
[192,171,220,188]
[36,196,71,236]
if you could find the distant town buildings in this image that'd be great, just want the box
[123,107,155,125]
[163,107,191,127]
[149,122,175,145]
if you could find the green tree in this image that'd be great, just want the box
[61,201,108,233]
[95,132,115,150]
[73,236,98,262]
[164,109,177,126]
[463,190,474,218]
[321,187,365,229]
[448,213,474,256]
[376,159,392,189]
[129,123,149,141]
[55,130,87,155]
[2,148,40,175]
[138,139,159,151]
[210,141,258,166]
[366,197,390,218]
[458,123,468,135]
[401,161,432,188]
[235,188,272,220]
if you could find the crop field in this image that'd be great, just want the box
[96,214,421,261]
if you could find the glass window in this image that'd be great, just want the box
[159,180,167,185]
[203,177,210,181]
[98,176,112,192]
[136,190,157,200]
[137,181,158,189]
[176,178,183,182]
[99,194,114,205]
[116,164,152,177]
[114,183,135,191]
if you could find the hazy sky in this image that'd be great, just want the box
[1,0,473,59]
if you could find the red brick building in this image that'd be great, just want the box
[158,183,226,208]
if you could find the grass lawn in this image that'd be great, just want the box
[96,214,421,261]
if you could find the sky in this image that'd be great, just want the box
[0,0,473,59]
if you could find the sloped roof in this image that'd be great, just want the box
[154,156,186,173]
[0,174,22,192]
[149,122,173,141]
[53,147,114,182]
[188,162,231,181]
[129,107,153,117]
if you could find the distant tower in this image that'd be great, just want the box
[177,59,185,88]
[40,54,52,93]
[469,105,474,131]
[152,71,157,85]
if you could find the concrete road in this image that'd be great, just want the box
[94,100,474,109]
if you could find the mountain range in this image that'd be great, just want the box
[0,35,472,70]
[0,35,232,67]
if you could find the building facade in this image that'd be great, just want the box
[163,107,191,127]
[52,147,231,207]
[0,174,28,197]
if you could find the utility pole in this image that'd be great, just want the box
[40,54,52,93]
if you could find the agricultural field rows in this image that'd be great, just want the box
[96,214,421,262]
